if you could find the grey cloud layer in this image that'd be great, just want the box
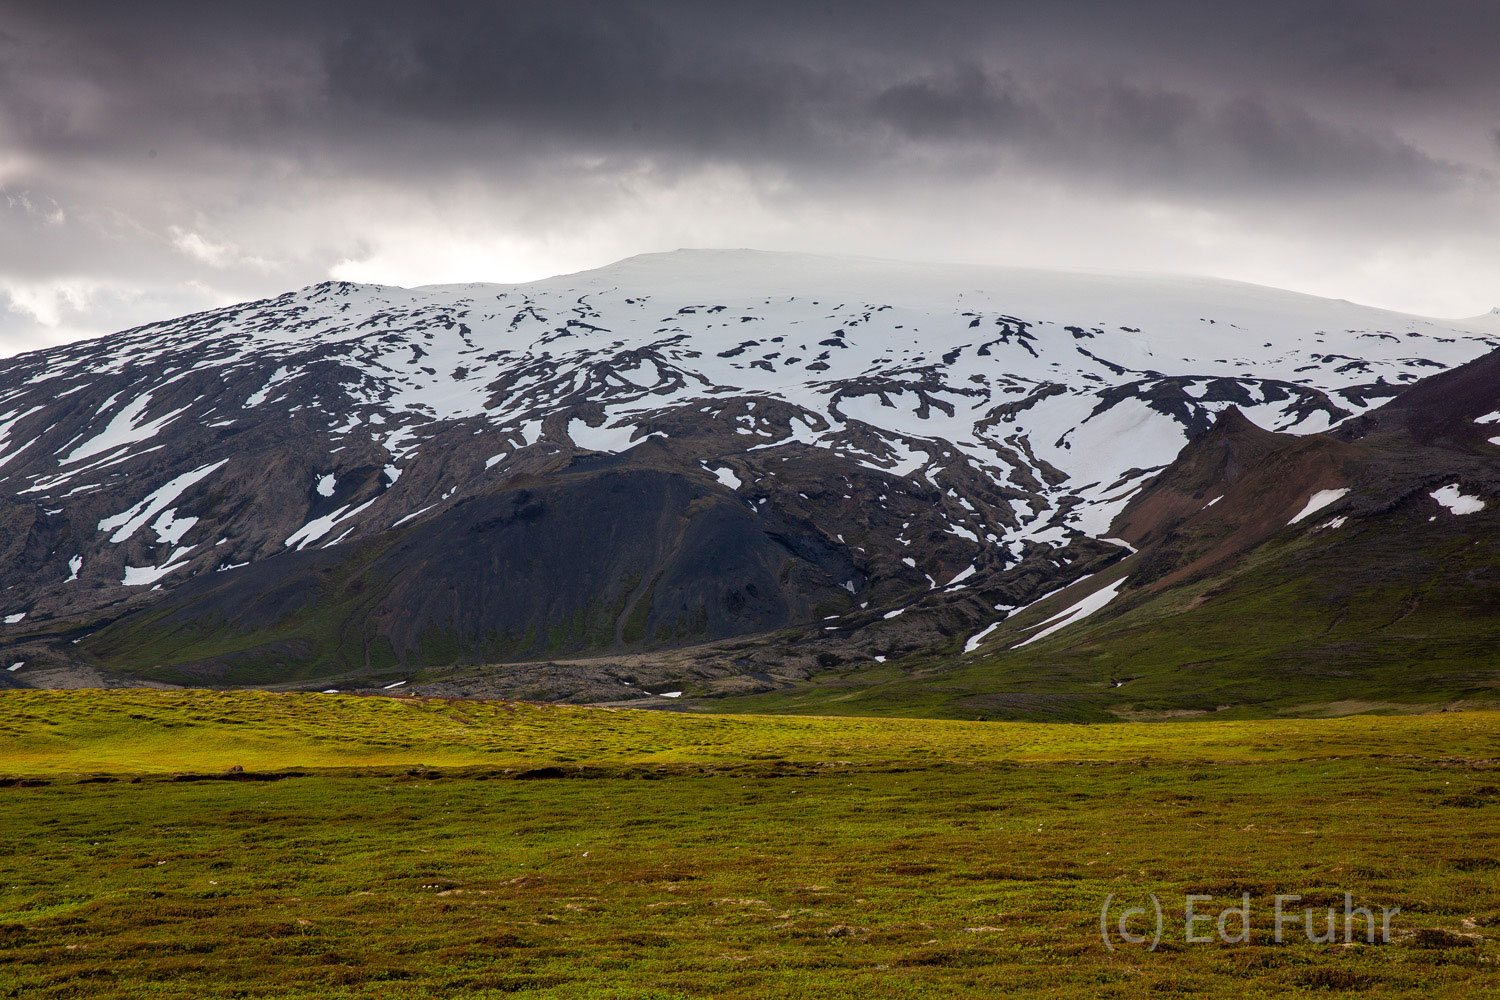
[1,0,1497,349]
[9,1,1493,180]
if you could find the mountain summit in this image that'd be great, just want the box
[1,251,1496,704]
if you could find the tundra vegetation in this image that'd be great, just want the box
[1,690,1497,997]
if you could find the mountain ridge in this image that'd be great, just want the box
[2,250,1498,710]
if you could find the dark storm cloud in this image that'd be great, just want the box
[870,66,1035,142]
[1,0,1498,350]
[7,0,1493,184]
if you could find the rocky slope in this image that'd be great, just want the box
[1,250,1496,696]
[760,348,1500,721]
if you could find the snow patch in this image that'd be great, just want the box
[1015,578,1128,648]
[707,464,741,489]
[122,551,194,586]
[1431,484,1485,516]
[1288,488,1349,525]
[98,461,228,543]
[964,622,1001,654]
[150,508,198,546]
[568,416,651,453]
[285,496,378,549]
[946,565,977,587]
[65,393,188,465]
[392,505,436,528]
[0,404,44,469]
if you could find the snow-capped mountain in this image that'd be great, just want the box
[1,250,1496,692]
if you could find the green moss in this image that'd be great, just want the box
[621,572,661,645]
[416,625,465,666]
[583,598,615,649]
[811,593,853,619]
[0,693,1496,997]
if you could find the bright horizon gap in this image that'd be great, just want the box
[8,246,1499,363]
[445,248,1500,322]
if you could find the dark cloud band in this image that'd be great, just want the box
[0,0,1496,351]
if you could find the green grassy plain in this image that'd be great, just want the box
[2,691,1499,997]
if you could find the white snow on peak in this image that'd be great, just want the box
[391,504,435,528]
[97,460,229,543]
[963,621,1002,654]
[122,551,195,587]
[285,495,379,549]
[568,417,647,454]
[0,404,44,469]
[706,464,742,490]
[6,249,1499,588]
[946,564,977,587]
[150,508,198,546]
[1288,488,1350,526]
[64,393,188,465]
[1431,484,1485,516]
[1458,306,1500,332]
[1015,577,1128,647]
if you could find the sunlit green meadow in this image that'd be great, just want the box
[2,691,1498,997]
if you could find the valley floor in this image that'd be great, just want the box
[1,692,1498,997]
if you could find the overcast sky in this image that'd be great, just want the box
[3,0,1498,355]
